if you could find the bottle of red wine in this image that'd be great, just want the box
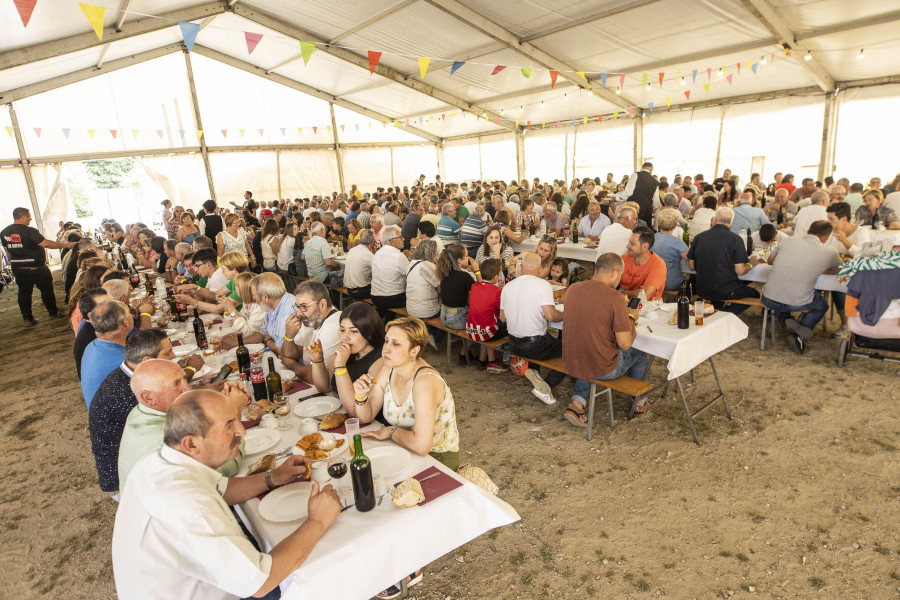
[677,282,690,330]
[192,307,208,349]
[265,356,282,402]
[571,221,578,244]
[350,434,375,512]
[235,333,251,376]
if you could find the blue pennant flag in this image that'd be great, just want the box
[450,61,465,76]
[178,21,200,52]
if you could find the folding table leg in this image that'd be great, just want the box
[586,384,595,441]
[760,307,768,350]
[445,334,452,373]
[708,356,731,419]
[675,378,700,444]
[606,388,614,429]
[400,577,408,598]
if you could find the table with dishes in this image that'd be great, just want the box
[680,259,848,293]
[509,234,599,261]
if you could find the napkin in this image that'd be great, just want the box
[241,418,261,429]
[171,340,181,347]
[395,466,462,506]
[330,420,371,434]
[286,379,313,395]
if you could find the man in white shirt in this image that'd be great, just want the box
[343,229,376,300]
[792,190,829,237]
[750,224,788,251]
[597,205,637,256]
[577,201,610,242]
[370,225,409,317]
[499,253,565,405]
[281,280,341,382]
[112,389,340,600]
[826,201,871,258]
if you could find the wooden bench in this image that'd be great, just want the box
[508,354,653,442]
[717,296,775,350]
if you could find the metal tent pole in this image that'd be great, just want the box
[183,49,217,202]
[7,103,43,235]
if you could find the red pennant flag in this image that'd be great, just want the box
[441,114,446,120]
[726,74,733,85]
[13,0,38,27]
[340,125,345,132]
[312,126,318,134]
[658,72,664,86]
[221,129,228,138]
[598,115,602,124]
[258,128,265,136]
[737,62,741,75]
[491,65,506,75]
[33,127,41,138]
[706,68,712,81]
[549,70,559,88]
[110,129,118,138]
[245,32,263,55]
[526,121,531,127]
[368,51,382,74]
[684,90,691,100]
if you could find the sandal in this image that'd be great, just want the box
[376,571,423,599]
[564,406,588,428]
[632,400,651,417]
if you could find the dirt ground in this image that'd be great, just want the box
[1,271,898,600]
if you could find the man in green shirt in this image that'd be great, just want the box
[118,360,247,489]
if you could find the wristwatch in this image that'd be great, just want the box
[265,471,277,490]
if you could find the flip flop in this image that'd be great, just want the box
[633,401,651,417]
[564,407,588,428]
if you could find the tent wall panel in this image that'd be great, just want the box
[570,120,635,182]
[137,154,211,210]
[444,140,481,183]
[391,145,438,190]
[341,147,393,191]
[643,108,721,182]
[833,84,900,184]
[279,150,342,198]
[479,135,517,182]
[0,167,31,223]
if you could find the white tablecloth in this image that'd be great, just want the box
[510,235,598,261]
[864,227,900,246]
[234,388,520,600]
[681,260,847,292]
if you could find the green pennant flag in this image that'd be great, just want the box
[300,41,315,66]
[521,68,532,78]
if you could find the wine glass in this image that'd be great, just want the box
[272,393,291,430]
[327,457,348,492]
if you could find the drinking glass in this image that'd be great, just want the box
[327,457,348,492]
[272,393,291,430]
[694,300,705,326]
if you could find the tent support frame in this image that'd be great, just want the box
[183,50,217,202]
[7,103,43,235]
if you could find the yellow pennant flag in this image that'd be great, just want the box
[515,120,519,127]
[747,59,753,69]
[131,130,139,139]
[87,129,96,138]
[297,127,303,135]
[79,4,105,40]
[239,129,245,137]
[326,125,332,134]
[665,97,671,107]
[576,72,588,83]
[418,57,430,78]
[583,116,588,124]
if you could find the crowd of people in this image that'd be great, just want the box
[1,164,898,600]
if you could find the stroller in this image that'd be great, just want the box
[837,268,900,366]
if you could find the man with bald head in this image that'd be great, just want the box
[766,187,790,226]
[597,205,637,256]
[500,252,565,405]
[82,301,134,409]
[117,360,248,489]
[793,190,829,237]
[829,184,847,205]
[113,390,341,600]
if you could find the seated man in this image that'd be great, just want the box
[233,273,295,356]
[343,228,376,300]
[89,330,199,497]
[826,201,871,258]
[619,227,667,301]
[750,223,788,251]
[118,360,247,489]
[436,204,461,245]
[577,200,611,243]
[597,205,636,256]
[562,253,650,427]
[280,280,342,382]
[112,390,341,600]
[792,190,829,237]
[81,301,134,409]
[74,288,113,380]
[762,220,843,354]
[652,209,689,292]
[687,207,760,315]
[541,202,568,237]
[302,222,339,283]
[499,253,565,405]
[370,225,409,316]
[103,278,154,330]
[730,192,770,234]
[174,248,227,299]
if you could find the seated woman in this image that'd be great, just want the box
[436,245,482,361]
[405,239,441,322]
[176,250,248,313]
[353,316,460,470]
[475,225,516,273]
[176,212,201,244]
[493,209,525,244]
[548,258,569,286]
[346,218,363,249]
[218,272,264,337]
[309,302,387,424]
[534,235,558,280]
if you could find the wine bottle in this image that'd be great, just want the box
[349,434,376,512]
[235,333,251,376]
[677,282,690,330]
[192,307,208,349]
[571,221,579,244]
[129,268,140,289]
[265,356,281,402]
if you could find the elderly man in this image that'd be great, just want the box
[855,189,899,229]
[793,190,829,237]
[89,330,189,497]
[112,389,341,599]
[654,209,690,291]
[436,203,461,244]
[617,162,659,225]
[562,253,650,427]
[730,192,771,234]
[302,222,339,282]
[103,278,154,330]
[421,201,440,228]
[75,288,114,379]
[174,242,192,276]
[460,204,488,257]
[541,202,568,237]
[370,224,409,316]
[687,207,760,314]
[577,200,611,243]
[343,229,376,300]
[620,227,667,300]
[280,280,342,381]
[369,213,385,247]
[82,301,134,409]
[223,273,295,356]
[762,221,843,354]
[118,360,248,489]
[765,187,790,226]
[828,184,847,205]
[788,177,817,207]
[499,252,565,405]
[597,205,637,256]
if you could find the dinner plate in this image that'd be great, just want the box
[172,343,198,357]
[292,396,342,418]
[659,303,677,313]
[366,446,411,480]
[292,432,349,460]
[258,482,313,522]
[243,428,281,454]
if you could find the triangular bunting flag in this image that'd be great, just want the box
[405,119,410,126]
[737,62,741,75]
[521,68,532,78]
[526,121,531,127]
[4,126,13,137]
[33,127,41,138]
[280,128,285,136]
[368,51,381,74]
[658,72,664,86]
[515,120,520,127]
[576,72,588,83]
[597,115,602,124]
[178,130,185,140]
[506,120,510,126]
[692,69,697,84]
[450,61,465,76]
[326,126,332,134]
[627,108,633,117]
[62,128,71,138]
[770,53,775,63]
[110,129,118,138]
[641,73,648,87]
[198,129,203,138]
[221,129,228,138]
[13,0,38,27]
[706,68,712,81]
[665,97,671,107]
[239,129,245,137]
[726,74,733,85]
[570,119,575,126]
[297,127,303,135]
[178,21,200,52]
[619,73,626,88]
[492,65,506,75]
[87,129,95,139]
[131,129,139,139]
[703,83,710,94]
[541,122,546,128]
[312,126,318,134]
[245,32,263,55]
[748,59,753,69]
[613,112,619,120]
[258,128,265,136]
[751,62,758,75]
[417,57,430,78]
[79,4,105,40]
[648,102,653,113]
[583,117,588,124]
[354,124,359,132]
[367,123,371,129]
[300,41,315,65]
[340,125,345,132]
[157,130,164,138]
[684,90,691,100]
[600,73,607,88]
[549,70,558,88]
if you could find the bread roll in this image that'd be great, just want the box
[391,477,425,508]
[319,412,348,430]
[246,453,276,476]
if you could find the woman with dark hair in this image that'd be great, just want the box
[550,191,565,212]
[493,209,525,244]
[719,180,738,205]
[436,244,482,362]
[176,212,201,244]
[198,199,224,240]
[475,225,515,270]
[259,218,280,272]
[150,236,167,273]
[308,302,387,423]
[68,263,111,322]
[569,192,590,224]
[161,200,177,238]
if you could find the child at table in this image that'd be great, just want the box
[465,259,508,373]
[548,258,569,286]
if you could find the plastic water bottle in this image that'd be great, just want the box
[539,219,547,237]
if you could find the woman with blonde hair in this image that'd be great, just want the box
[218,272,265,336]
[534,235,557,280]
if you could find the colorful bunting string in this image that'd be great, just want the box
[13,0,37,27]
[79,3,104,40]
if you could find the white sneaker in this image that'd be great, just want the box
[532,388,557,405]
[524,368,551,395]
[830,326,848,339]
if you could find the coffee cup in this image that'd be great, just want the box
[260,414,277,429]
[298,417,318,436]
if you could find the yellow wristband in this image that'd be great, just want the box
[284,335,294,342]
[185,366,196,372]
[334,367,348,376]
[627,314,636,321]
[140,312,152,318]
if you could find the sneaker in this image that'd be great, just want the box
[524,368,551,396]
[786,333,805,355]
[830,326,849,339]
[532,388,557,405]
[23,317,37,327]
[784,317,814,340]
[486,361,508,374]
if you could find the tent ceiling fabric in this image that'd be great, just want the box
[1,0,897,140]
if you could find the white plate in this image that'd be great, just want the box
[292,396,342,418]
[172,343,198,357]
[366,446,411,481]
[292,432,349,459]
[191,364,213,379]
[243,428,281,454]
[258,481,313,522]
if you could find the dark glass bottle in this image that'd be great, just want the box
[235,333,251,376]
[265,356,282,402]
[571,221,578,244]
[677,282,690,330]
[350,434,375,512]
[192,307,208,349]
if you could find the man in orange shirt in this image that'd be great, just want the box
[619,228,667,300]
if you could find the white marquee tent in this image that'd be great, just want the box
[2,0,899,233]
